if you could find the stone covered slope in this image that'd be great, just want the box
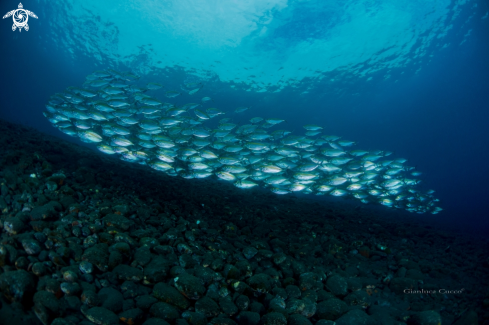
[0,119,487,325]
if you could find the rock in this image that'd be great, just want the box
[237,311,261,325]
[286,285,301,299]
[301,290,317,303]
[271,288,287,300]
[235,295,250,311]
[120,281,139,299]
[149,302,180,322]
[220,297,239,316]
[174,274,206,300]
[195,296,220,317]
[51,318,70,325]
[182,311,207,325]
[98,287,123,313]
[104,214,133,231]
[153,282,190,309]
[406,269,425,281]
[82,244,109,272]
[286,298,305,314]
[64,295,82,311]
[299,272,322,291]
[22,239,42,255]
[325,275,348,297]
[108,250,123,270]
[288,314,313,325]
[243,247,258,259]
[30,202,60,221]
[407,310,443,325]
[300,299,316,318]
[247,273,273,293]
[79,261,94,274]
[315,321,336,325]
[369,312,397,325]
[316,298,348,320]
[34,302,50,325]
[260,312,287,325]
[194,266,222,285]
[396,267,407,278]
[32,262,47,276]
[268,296,286,313]
[144,256,170,284]
[389,278,417,295]
[60,282,81,295]
[3,217,24,234]
[210,317,237,325]
[343,290,371,308]
[113,264,144,282]
[123,298,136,310]
[45,278,61,296]
[81,290,101,307]
[133,246,153,266]
[63,270,79,283]
[119,308,145,325]
[0,269,36,303]
[33,290,60,313]
[316,290,335,302]
[143,319,171,325]
[84,306,119,325]
[136,294,158,311]
[15,256,29,270]
[453,309,478,325]
[335,309,376,325]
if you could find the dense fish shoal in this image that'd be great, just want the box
[43,69,441,215]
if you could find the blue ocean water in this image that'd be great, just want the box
[1,0,488,234]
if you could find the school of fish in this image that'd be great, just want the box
[43,70,442,214]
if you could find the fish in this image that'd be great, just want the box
[321,149,346,157]
[165,91,181,98]
[194,109,210,120]
[78,130,102,143]
[141,98,162,106]
[235,107,250,113]
[265,118,285,125]
[234,179,258,188]
[303,125,323,131]
[188,87,202,95]
[89,80,110,88]
[43,69,441,215]
[205,108,223,118]
[147,82,163,90]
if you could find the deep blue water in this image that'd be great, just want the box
[1,0,488,234]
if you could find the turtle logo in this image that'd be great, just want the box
[3,3,38,32]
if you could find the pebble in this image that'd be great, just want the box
[60,282,81,295]
[325,275,348,297]
[174,274,206,300]
[0,269,36,303]
[153,282,190,309]
[22,239,42,255]
[149,302,180,322]
[260,312,287,325]
[83,306,119,325]
[195,296,221,317]
[335,309,376,325]
[119,308,145,325]
[407,310,442,325]
[237,311,260,325]
[316,298,348,320]
[98,287,124,313]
